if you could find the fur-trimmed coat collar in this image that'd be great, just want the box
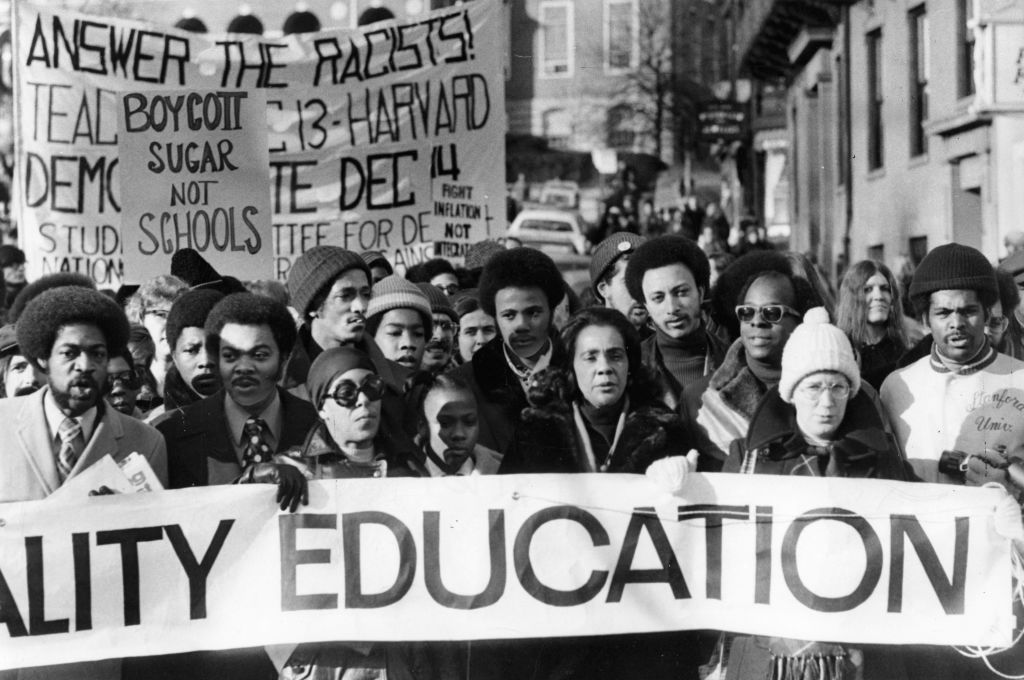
[707,339,769,421]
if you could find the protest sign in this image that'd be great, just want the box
[117,88,272,283]
[0,473,1012,670]
[12,0,507,286]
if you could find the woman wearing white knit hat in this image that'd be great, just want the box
[710,306,914,680]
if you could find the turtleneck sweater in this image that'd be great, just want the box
[656,326,708,387]
[579,398,626,466]
[745,353,782,388]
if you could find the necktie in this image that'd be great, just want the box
[241,417,272,467]
[57,417,84,480]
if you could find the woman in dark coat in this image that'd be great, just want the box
[716,307,914,680]
[512,306,694,475]
[505,306,702,680]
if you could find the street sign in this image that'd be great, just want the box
[698,101,746,142]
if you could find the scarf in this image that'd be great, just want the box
[503,340,553,391]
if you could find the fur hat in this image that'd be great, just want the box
[590,233,644,299]
[624,235,710,305]
[366,275,433,336]
[165,289,224,351]
[779,307,861,403]
[7,273,96,323]
[287,246,371,318]
[417,283,458,322]
[909,243,998,316]
[478,247,565,317]
[17,287,130,366]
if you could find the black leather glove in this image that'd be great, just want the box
[240,463,309,513]
[88,485,117,496]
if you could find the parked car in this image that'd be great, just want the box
[507,208,590,255]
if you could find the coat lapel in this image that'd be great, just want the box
[15,389,60,496]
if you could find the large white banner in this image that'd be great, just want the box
[0,473,1013,670]
[12,0,507,285]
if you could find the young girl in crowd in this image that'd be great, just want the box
[451,289,497,364]
[835,260,909,389]
[408,371,502,476]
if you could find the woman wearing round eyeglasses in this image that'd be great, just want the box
[288,346,417,479]
[273,347,427,680]
[717,307,913,679]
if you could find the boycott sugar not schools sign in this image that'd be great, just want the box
[117,88,273,283]
[0,473,1014,670]
[12,0,507,287]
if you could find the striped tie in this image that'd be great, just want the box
[57,417,84,480]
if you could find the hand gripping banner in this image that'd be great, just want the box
[0,473,1013,670]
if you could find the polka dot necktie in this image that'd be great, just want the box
[241,417,271,467]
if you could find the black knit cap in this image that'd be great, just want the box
[8,273,95,323]
[478,247,565,317]
[287,246,372,318]
[165,289,224,351]
[908,243,998,315]
[227,12,263,34]
[283,9,321,34]
[17,287,130,366]
[624,235,710,304]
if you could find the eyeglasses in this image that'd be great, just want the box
[435,284,459,296]
[144,309,170,319]
[797,382,851,401]
[106,370,141,391]
[434,320,457,333]
[987,316,1010,333]
[328,374,385,408]
[735,304,801,325]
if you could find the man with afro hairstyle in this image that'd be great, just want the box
[624,235,729,411]
[452,247,567,457]
[0,287,163,680]
[0,285,167,504]
[145,293,318,680]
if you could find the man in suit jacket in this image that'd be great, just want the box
[0,286,167,680]
[145,293,318,680]
[0,285,168,502]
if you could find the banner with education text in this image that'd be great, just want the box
[12,0,506,286]
[0,474,1013,670]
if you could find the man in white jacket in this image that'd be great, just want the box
[880,243,1024,484]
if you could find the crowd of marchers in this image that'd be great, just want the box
[2,231,1024,680]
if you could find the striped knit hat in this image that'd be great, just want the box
[417,282,458,322]
[366,275,433,336]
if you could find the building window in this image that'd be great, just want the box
[909,6,929,156]
[539,1,573,77]
[836,53,847,186]
[909,236,929,265]
[607,104,635,149]
[605,0,636,72]
[866,29,884,171]
[542,108,572,150]
[868,244,885,263]
[959,0,976,97]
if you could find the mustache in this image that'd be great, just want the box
[14,385,41,397]
[70,376,99,390]
[426,338,452,352]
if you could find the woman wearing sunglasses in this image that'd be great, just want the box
[711,307,913,680]
[288,346,418,479]
[686,254,822,464]
[272,347,428,680]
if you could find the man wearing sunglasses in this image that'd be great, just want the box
[105,349,143,417]
[881,243,1024,488]
[150,293,319,680]
[624,235,729,411]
